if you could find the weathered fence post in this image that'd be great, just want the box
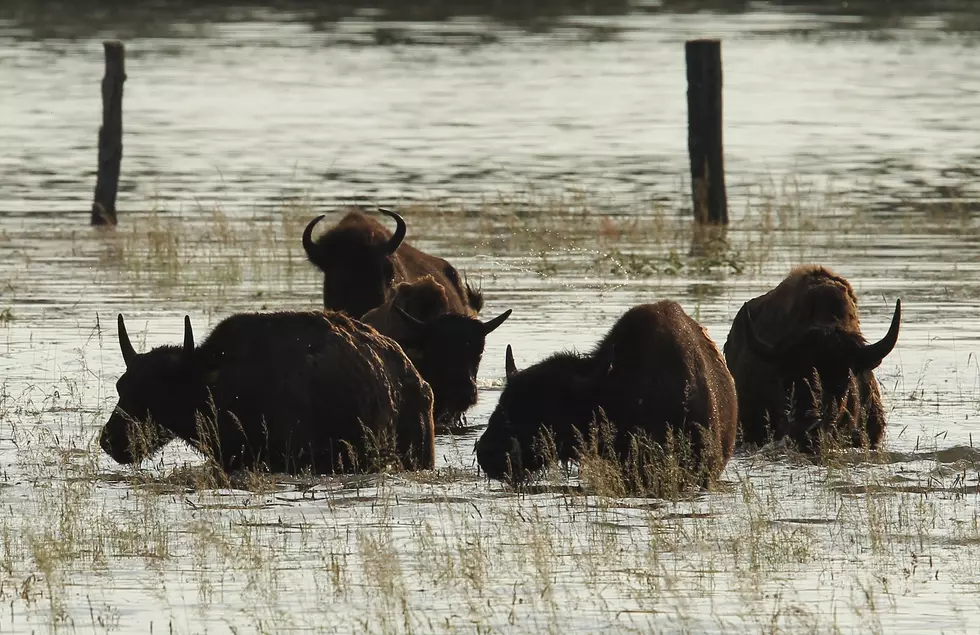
[91,40,126,226]
[685,39,728,225]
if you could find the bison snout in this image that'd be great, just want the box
[99,431,136,465]
[476,434,524,482]
[99,413,138,465]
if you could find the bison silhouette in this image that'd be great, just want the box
[724,265,901,452]
[303,207,482,318]
[99,310,435,474]
[476,301,737,489]
[362,276,511,431]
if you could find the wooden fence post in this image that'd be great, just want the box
[91,40,126,226]
[685,39,728,225]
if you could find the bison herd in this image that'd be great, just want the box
[99,207,902,491]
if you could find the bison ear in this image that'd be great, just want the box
[505,344,517,380]
[117,313,137,367]
[482,309,512,335]
[183,316,195,356]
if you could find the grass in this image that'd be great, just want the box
[1,181,979,632]
[2,353,980,634]
[80,177,912,297]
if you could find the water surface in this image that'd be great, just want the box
[2,4,980,634]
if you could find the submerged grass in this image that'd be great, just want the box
[1,328,979,634]
[77,177,965,301]
[6,409,980,633]
[2,181,980,632]
[76,177,980,309]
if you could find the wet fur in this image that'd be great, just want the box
[362,276,496,430]
[724,264,888,451]
[100,311,435,473]
[305,208,481,318]
[362,276,451,343]
[476,301,737,482]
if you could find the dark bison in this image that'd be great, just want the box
[99,311,435,474]
[361,275,512,430]
[303,207,482,318]
[475,301,738,487]
[723,265,901,452]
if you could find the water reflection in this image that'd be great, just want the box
[6,0,980,41]
[0,0,631,40]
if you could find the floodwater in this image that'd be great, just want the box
[2,3,980,634]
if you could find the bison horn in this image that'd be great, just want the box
[505,345,517,380]
[393,304,426,329]
[852,299,901,372]
[302,215,325,264]
[183,315,195,355]
[481,309,512,335]
[378,207,406,254]
[117,313,137,367]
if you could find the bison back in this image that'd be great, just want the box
[597,301,737,474]
[199,311,434,472]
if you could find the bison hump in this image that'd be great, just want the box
[393,275,450,321]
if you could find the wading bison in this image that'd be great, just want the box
[723,265,901,452]
[303,207,482,318]
[361,276,512,431]
[99,311,435,474]
[475,301,737,487]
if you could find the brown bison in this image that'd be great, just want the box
[475,301,738,486]
[723,265,901,452]
[99,311,435,474]
[303,207,482,318]
[361,276,512,430]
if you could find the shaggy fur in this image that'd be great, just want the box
[99,311,435,474]
[723,264,900,452]
[303,208,482,318]
[362,276,510,431]
[475,301,737,484]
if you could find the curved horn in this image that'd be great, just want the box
[742,305,782,364]
[302,215,325,264]
[852,299,902,371]
[505,345,517,380]
[393,304,426,329]
[117,313,137,367]
[183,315,195,355]
[378,207,406,254]
[481,309,512,335]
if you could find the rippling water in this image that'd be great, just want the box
[3,4,980,634]
[2,4,980,215]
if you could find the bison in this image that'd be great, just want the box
[475,301,738,487]
[303,207,482,318]
[361,275,512,431]
[99,310,435,474]
[723,265,901,452]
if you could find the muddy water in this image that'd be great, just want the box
[3,4,980,635]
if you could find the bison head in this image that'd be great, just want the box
[393,306,511,426]
[99,314,200,465]
[302,208,406,317]
[744,299,901,446]
[476,344,612,482]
